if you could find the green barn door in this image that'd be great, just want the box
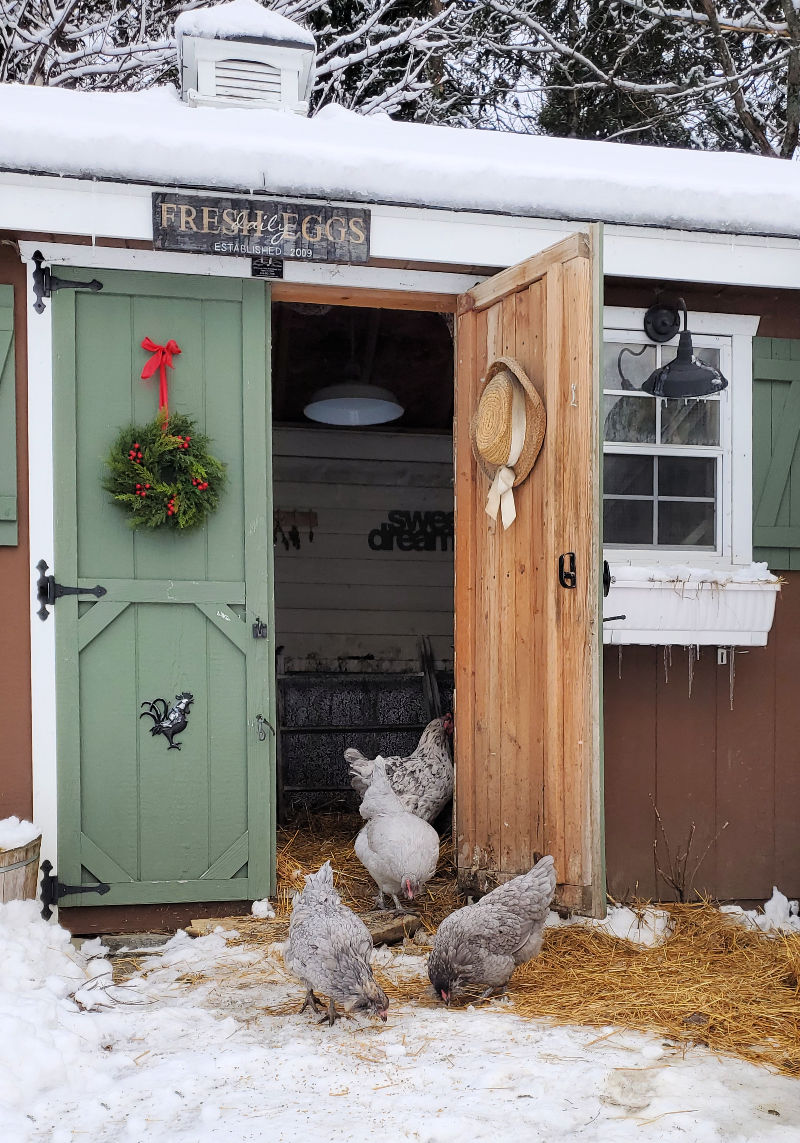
[52,270,274,907]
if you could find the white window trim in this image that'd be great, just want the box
[602,305,759,569]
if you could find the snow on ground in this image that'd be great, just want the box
[2,899,800,1142]
[722,887,800,934]
[547,903,673,946]
[251,897,276,919]
[0,816,40,850]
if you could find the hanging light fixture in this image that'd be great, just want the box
[303,310,404,427]
[641,298,728,399]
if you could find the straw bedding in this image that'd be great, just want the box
[273,813,460,931]
[165,816,800,1076]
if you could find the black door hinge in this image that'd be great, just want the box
[32,249,103,315]
[40,860,111,920]
[36,559,107,621]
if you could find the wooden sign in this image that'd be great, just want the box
[153,193,370,263]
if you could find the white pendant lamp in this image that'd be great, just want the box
[303,310,403,427]
[303,382,403,426]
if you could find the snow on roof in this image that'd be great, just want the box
[174,0,315,47]
[0,81,798,240]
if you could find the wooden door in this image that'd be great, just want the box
[454,230,603,914]
[52,270,274,907]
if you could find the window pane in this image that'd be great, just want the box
[604,497,653,545]
[658,456,715,498]
[604,454,653,496]
[660,398,720,446]
[604,342,656,391]
[603,394,656,443]
[658,501,715,547]
[661,345,720,371]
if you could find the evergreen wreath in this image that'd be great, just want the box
[103,411,226,530]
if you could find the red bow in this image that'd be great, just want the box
[141,337,181,418]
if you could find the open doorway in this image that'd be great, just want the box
[270,299,455,824]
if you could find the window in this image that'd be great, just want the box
[602,308,758,565]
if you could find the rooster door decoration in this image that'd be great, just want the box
[140,692,194,751]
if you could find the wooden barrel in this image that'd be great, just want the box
[0,836,41,902]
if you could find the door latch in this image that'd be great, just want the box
[255,714,275,741]
[36,559,107,621]
[252,617,268,639]
[558,552,577,589]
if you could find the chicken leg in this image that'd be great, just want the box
[299,989,323,1015]
[317,997,339,1026]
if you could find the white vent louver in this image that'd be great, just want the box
[213,58,282,105]
[175,0,316,115]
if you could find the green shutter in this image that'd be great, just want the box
[0,284,16,545]
[753,336,800,569]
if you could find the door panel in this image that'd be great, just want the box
[53,270,274,907]
[454,230,603,914]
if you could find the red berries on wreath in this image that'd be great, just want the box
[104,411,226,531]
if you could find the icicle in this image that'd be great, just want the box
[729,646,736,710]
[618,645,623,680]
[688,644,696,698]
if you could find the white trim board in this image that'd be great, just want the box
[7,172,800,289]
[17,241,481,294]
[23,249,58,904]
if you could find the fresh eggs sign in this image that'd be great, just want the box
[152,193,370,263]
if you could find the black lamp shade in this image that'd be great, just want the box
[642,329,728,399]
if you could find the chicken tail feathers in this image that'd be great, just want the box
[304,860,335,890]
[525,855,557,904]
[346,749,374,797]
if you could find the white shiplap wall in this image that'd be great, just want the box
[273,426,454,670]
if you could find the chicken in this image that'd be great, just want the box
[427,855,556,1004]
[284,860,389,1025]
[346,713,454,823]
[354,761,440,910]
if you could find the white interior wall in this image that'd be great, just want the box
[272,426,454,671]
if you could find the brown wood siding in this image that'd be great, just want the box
[604,575,800,903]
[0,247,32,819]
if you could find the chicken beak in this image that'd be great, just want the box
[441,990,450,1006]
[379,1009,388,1023]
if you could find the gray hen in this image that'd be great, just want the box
[346,714,454,823]
[284,861,389,1025]
[427,855,556,1004]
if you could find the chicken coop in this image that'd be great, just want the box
[2,2,800,934]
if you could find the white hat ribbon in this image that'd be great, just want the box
[485,382,526,529]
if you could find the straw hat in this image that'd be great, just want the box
[470,357,546,529]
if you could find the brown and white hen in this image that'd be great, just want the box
[346,713,454,823]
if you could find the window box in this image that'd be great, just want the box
[603,563,780,646]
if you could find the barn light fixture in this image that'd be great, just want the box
[641,298,728,399]
[303,309,404,427]
[303,379,404,426]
